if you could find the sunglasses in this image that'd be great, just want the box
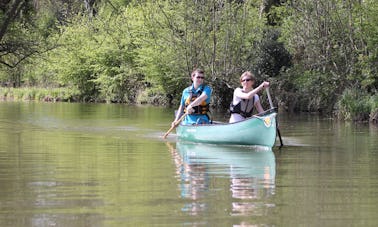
[241,78,252,82]
[196,76,205,79]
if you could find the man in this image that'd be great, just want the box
[172,68,212,126]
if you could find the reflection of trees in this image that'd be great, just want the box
[168,142,207,215]
[167,142,276,220]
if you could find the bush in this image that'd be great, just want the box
[369,95,378,122]
[0,87,80,102]
[336,88,372,121]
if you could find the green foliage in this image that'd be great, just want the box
[133,1,186,104]
[0,0,58,72]
[277,0,377,118]
[1,0,277,108]
[136,0,265,107]
[371,95,378,111]
[336,88,372,121]
[136,86,168,105]
[0,87,80,102]
[0,0,377,121]
[278,65,338,113]
[254,28,292,78]
[29,7,145,103]
[356,0,378,91]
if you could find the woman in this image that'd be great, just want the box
[171,68,212,126]
[229,71,269,123]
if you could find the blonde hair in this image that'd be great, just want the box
[239,71,256,83]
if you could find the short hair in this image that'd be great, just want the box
[191,68,204,78]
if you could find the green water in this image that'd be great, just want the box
[0,102,377,226]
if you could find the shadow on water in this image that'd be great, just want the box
[166,142,276,217]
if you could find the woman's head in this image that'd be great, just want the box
[240,71,256,86]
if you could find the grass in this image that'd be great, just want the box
[0,87,80,102]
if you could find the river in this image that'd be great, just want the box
[0,102,377,226]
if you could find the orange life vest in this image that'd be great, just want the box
[184,86,209,115]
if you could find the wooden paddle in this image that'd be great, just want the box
[163,112,188,139]
[266,88,283,147]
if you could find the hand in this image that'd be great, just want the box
[186,105,194,114]
[260,81,270,89]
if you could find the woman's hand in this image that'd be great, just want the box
[260,81,270,89]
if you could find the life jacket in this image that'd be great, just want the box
[229,95,255,118]
[184,85,210,115]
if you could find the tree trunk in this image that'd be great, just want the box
[0,0,24,42]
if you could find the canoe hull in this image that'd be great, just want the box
[176,110,277,147]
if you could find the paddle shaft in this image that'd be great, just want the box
[266,88,283,147]
[163,112,188,139]
[266,88,274,108]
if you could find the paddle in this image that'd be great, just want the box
[163,112,188,139]
[266,88,283,147]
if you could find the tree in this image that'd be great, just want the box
[277,0,377,113]
[0,0,35,69]
[136,0,265,107]
[0,0,101,86]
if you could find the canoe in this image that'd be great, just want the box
[176,108,277,147]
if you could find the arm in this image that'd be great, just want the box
[171,104,184,127]
[186,86,211,113]
[187,93,208,110]
[255,99,264,113]
[235,81,270,100]
[174,104,184,121]
[171,92,207,127]
[171,89,187,127]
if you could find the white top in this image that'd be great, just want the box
[229,88,260,123]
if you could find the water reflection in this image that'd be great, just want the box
[168,142,276,217]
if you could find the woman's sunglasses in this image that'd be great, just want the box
[241,78,252,82]
[196,76,205,79]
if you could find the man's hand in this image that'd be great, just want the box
[186,105,194,114]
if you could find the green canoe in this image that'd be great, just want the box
[176,108,277,147]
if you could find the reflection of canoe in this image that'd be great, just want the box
[177,108,277,147]
[176,142,276,180]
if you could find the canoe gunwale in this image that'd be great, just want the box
[180,107,278,128]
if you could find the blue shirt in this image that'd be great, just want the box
[180,84,212,125]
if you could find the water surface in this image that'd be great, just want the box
[0,102,377,226]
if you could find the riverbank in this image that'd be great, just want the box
[0,87,81,103]
[1,86,377,123]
